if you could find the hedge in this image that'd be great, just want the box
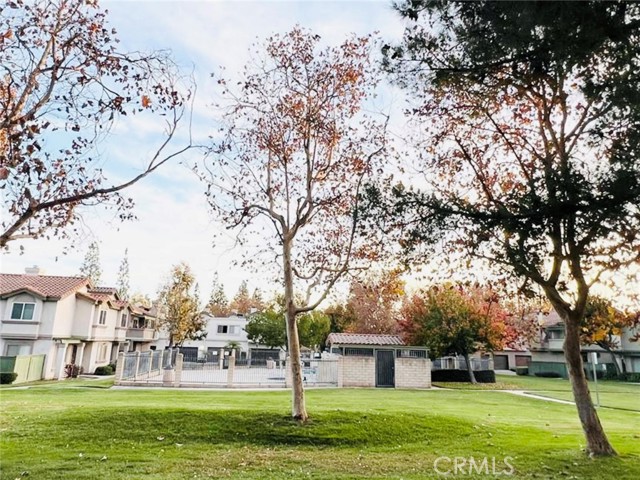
[534,371,562,378]
[0,372,18,384]
[432,369,496,383]
[94,365,114,376]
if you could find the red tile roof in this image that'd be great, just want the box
[0,274,89,300]
[327,333,405,346]
[88,287,117,295]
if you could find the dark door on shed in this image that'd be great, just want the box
[376,350,395,387]
[493,354,509,370]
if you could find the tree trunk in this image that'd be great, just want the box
[283,237,308,421]
[564,316,617,456]
[463,353,477,384]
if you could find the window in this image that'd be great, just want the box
[217,325,228,334]
[397,349,427,358]
[98,343,108,361]
[120,313,128,328]
[547,329,564,340]
[10,302,35,320]
[343,347,374,357]
[98,311,107,325]
[5,344,32,356]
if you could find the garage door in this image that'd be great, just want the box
[179,347,198,362]
[493,355,508,370]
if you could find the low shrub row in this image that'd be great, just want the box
[0,372,18,384]
[534,371,562,378]
[432,369,496,383]
[605,372,640,382]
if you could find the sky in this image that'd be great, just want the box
[1,1,409,301]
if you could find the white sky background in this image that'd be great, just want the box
[1,1,409,301]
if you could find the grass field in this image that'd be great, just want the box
[435,374,640,411]
[1,379,639,479]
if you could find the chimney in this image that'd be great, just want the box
[25,265,44,275]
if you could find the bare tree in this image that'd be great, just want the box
[201,28,388,420]
[0,0,193,247]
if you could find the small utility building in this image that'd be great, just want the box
[327,333,431,389]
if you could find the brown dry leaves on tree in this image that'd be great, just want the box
[0,0,193,248]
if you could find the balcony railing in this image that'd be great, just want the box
[125,328,157,341]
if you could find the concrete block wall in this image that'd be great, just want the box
[338,356,375,387]
[395,357,431,388]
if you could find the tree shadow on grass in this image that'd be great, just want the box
[43,409,479,448]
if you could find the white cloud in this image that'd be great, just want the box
[2,0,407,302]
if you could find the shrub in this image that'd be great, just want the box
[0,372,18,384]
[94,365,114,376]
[515,367,529,376]
[534,371,562,378]
[614,372,640,382]
[432,369,496,383]
[64,363,82,378]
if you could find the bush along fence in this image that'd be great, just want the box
[114,349,340,388]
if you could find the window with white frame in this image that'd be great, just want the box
[98,343,108,361]
[217,325,228,334]
[120,313,128,328]
[98,310,107,325]
[10,302,35,320]
[5,343,32,356]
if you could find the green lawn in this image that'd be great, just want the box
[434,375,640,411]
[1,384,639,479]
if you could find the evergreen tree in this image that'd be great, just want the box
[230,280,252,315]
[116,248,130,300]
[207,273,230,317]
[251,288,265,312]
[79,241,102,286]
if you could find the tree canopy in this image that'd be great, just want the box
[400,285,509,383]
[376,0,640,456]
[202,27,388,420]
[157,262,206,347]
[1,0,192,247]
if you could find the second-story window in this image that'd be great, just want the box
[11,302,35,320]
[120,313,128,328]
[99,310,107,325]
[217,325,228,334]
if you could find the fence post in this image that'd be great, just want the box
[147,352,153,378]
[218,348,224,370]
[226,355,235,388]
[134,351,141,380]
[115,352,125,385]
[174,353,183,387]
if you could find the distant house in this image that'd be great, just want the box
[0,268,157,379]
[530,311,640,377]
[154,312,282,363]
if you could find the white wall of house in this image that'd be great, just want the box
[154,314,252,355]
[72,298,95,339]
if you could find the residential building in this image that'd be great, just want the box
[154,312,282,362]
[0,269,158,379]
[530,311,640,377]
